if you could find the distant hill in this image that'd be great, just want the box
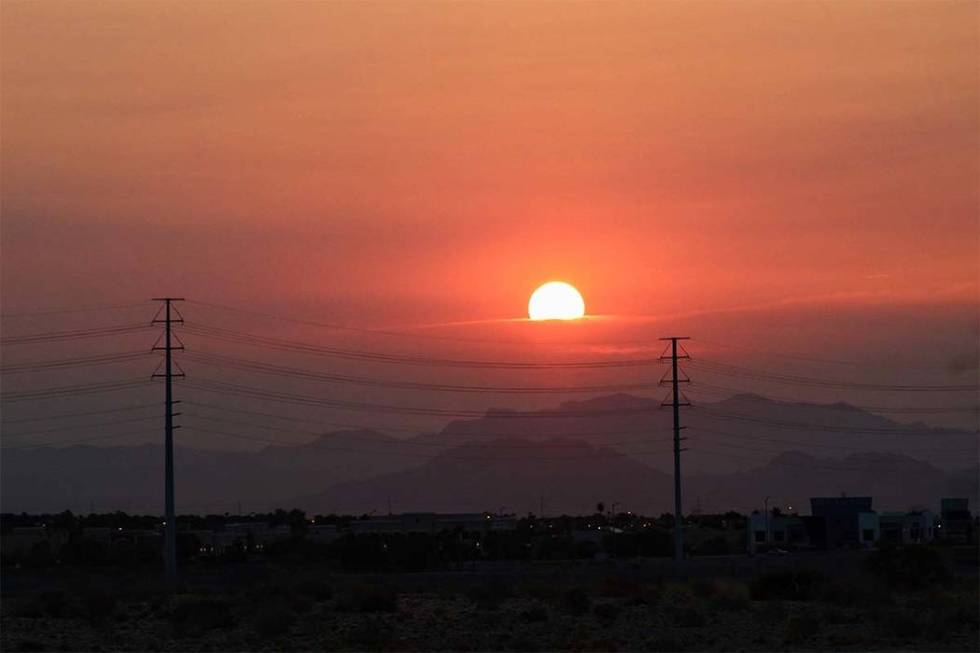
[2,393,975,514]
[292,444,977,516]
[0,429,420,514]
[294,438,673,515]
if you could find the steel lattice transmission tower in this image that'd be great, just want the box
[152,298,184,585]
[659,336,690,563]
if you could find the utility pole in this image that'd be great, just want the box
[152,298,184,586]
[660,336,690,563]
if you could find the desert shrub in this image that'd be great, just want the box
[24,541,54,569]
[821,606,852,625]
[562,587,592,616]
[81,588,118,623]
[593,601,622,626]
[646,632,687,652]
[38,591,70,618]
[784,613,822,643]
[749,569,825,601]
[347,617,395,649]
[691,535,731,557]
[876,608,923,641]
[672,605,706,628]
[816,577,893,607]
[295,578,333,601]
[336,584,398,613]
[169,598,235,635]
[8,597,48,619]
[13,640,47,652]
[519,581,563,601]
[707,580,750,611]
[866,545,949,589]
[465,580,513,610]
[251,601,295,639]
[660,583,695,607]
[519,602,549,623]
[599,576,660,605]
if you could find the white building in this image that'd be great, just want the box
[857,511,936,547]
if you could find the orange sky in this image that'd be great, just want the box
[2,1,978,434]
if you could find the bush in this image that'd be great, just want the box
[646,632,687,652]
[691,535,731,557]
[81,589,118,623]
[465,581,513,610]
[38,591,70,618]
[866,545,950,589]
[519,602,549,623]
[876,608,923,641]
[593,602,622,626]
[348,617,395,649]
[749,569,825,601]
[295,578,333,601]
[784,613,821,643]
[707,580,750,611]
[672,606,706,628]
[169,598,235,635]
[251,602,295,639]
[562,587,592,616]
[335,584,398,613]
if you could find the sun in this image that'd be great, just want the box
[528,281,586,320]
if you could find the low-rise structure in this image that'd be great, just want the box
[939,498,973,543]
[347,512,516,535]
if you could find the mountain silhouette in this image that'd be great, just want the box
[2,394,975,514]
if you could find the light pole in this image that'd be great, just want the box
[764,496,771,545]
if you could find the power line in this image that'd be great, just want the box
[687,427,975,456]
[0,351,155,374]
[181,377,661,419]
[181,411,674,449]
[685,381,979,415]
[694,338,954,371]
[181,350,657,394]
[182,425,670,462]
[0,403,160,425]
[181,322,660,369]
[1,431,159,450]
[1,323,154,345]
[695,407,974,436]
[1,301,150,319]
[0,379,155,402]
[2,415,161,438]
[688,358,977,392]
[185,298,656,347]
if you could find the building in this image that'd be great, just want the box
[747,513,810,553]
[858,511,936,547]
[3,527,70,557]
[810,497,872,548]
[347,513,516,535]
[939,498,973,543]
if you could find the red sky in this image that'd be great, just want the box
[2,1,977,437]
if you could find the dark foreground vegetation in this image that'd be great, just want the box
[2,544,977,652]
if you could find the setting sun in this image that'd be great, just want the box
[528,282,586,321]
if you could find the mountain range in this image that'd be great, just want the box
[2,393,975,515]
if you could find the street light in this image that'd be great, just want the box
[764,496,771,545]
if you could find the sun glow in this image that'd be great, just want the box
[528,282,586,320]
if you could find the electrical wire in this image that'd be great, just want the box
[0,403,160,425]
[181,350,657,394]
[1,324,155,345]
[0,379,155,402]
[181,322,661,369]
[688,358,977,392]
[0,351,155,374]
[1,301,151,319]
[181,377,661,419]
